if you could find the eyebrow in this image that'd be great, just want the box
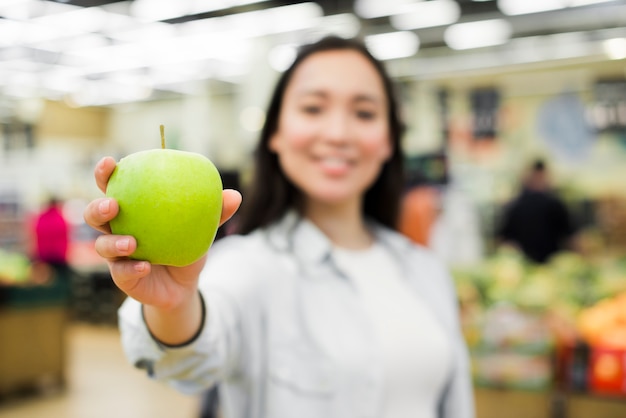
[296,90,383,105]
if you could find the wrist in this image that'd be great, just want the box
[142,290,205,347]
[157,286,201,314]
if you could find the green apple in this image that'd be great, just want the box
[106,128,223,266]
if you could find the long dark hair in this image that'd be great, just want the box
[236,36,406,235]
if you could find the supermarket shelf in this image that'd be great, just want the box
[475,388,626,418]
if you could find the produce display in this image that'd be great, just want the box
[452,246,626,393]
[0,249,31,284]
[578,292,626,350]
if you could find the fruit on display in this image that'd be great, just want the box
[450,207,626,392]
[106,125,223,266]
[577,292,626,350]
[0,249,31,283]
[453,247,626,315]
[453,245,626,353]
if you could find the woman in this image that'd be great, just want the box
[84,36,474,418]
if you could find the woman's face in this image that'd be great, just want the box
[269,49,392,210]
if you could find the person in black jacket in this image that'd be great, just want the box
[498,159,576,264]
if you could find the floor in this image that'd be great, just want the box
[0,323,201,418]
[3,321,626,418]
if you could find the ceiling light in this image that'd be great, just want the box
[603,38,626,60]
[180,2,322,39]
[390,0,461,30]
[309,13,361,40]
[444,19,512,50]
[240,106,266,132]
[0,20,23,47]
[130,0,192,22]
[0,0,78,20]
[99,9,141,35]
[40,66,83,93]
[65,33,252,76]
[0,58,43,73]
[268,44,297,72]
[12,21,64,45]
[265,3,322,34]
[365,31,419,60]
[0,0,31,9]
[497,0,568,15]
[31,6,108,33]
[108,21,178,43]
[354,0,422,19]
[0,46,31,61]
[68,80,153,107]
[2,72,40,98]
[33,33,110,53]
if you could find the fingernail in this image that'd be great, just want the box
[116,238,130,252]
[99,199,111,214]
[134,262,146,273]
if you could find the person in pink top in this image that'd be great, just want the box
[33,196,70,279]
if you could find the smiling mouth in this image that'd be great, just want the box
[316,156,353,175]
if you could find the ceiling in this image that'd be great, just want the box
[0,0,625,110]
[36,0,626,48]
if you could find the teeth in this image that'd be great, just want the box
[321,157,348,167]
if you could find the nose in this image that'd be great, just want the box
[322,111,351,145]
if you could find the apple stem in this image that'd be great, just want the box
[160,124,165,149]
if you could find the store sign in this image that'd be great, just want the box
[2,122,35,152]
[470,88,500,140]
[588,79,626,134]
[537,91,595,162]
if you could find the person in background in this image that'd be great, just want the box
[32,196,71,281]
[84,36,474,418]
[398,184,440,247]
[497,159,576,264]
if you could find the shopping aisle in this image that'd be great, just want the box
[0,324,200,418]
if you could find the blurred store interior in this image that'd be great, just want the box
[1,0,626,417]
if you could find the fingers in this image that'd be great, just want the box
[84,197,119,234]
[95,156,117,194]
[220,189,242,226]
[85,157,118,234]
[107,259,151,292]
[94,233,137,260]
[96,235,151,291]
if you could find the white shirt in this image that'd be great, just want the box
[118,212,474,418]
[333,244,452,418]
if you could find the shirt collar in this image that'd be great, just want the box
[264,210,331,265]
[264,210,414,266]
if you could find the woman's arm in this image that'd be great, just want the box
[84,156,242,346]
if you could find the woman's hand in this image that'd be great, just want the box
[84,156,242,312]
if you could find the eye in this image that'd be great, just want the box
[301,105,322,115]
[356,110,376,120]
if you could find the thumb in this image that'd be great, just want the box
[219,189,242,226]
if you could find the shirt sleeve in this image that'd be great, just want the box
[117,235,265,395]
[117,287,243,395]
[442,330,475,418]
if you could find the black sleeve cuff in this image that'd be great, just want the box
[141,291,207,349]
